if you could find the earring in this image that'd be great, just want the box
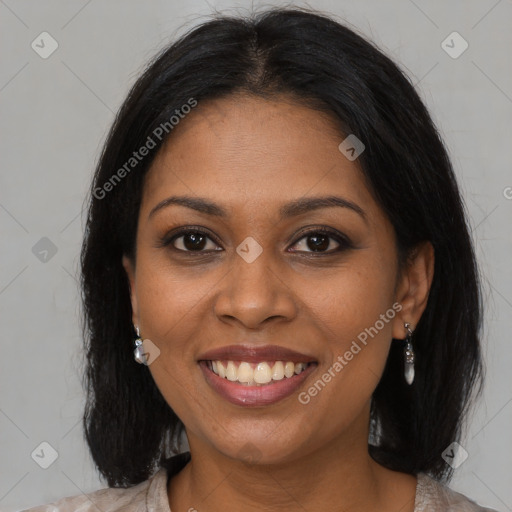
[133,325,148,365]
[403,322,415,385]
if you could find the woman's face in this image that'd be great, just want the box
[123,93,432,464]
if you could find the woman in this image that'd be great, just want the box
[24,7,499,512]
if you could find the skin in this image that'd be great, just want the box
[123,93,434,512]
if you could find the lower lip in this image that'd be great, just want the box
[198,361,317,407]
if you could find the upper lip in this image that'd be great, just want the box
[198,345,317,364]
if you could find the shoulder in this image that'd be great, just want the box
[21,467,170,512]
[415,473,501,512]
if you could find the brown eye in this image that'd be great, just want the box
[289,228,352,254]
[158,226,352,257]
[171,230,220,252]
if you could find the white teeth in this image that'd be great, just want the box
[226,361,237,381]
[217,361,226,378]
[271,361,284,381]
[284,362,295,378]
[237,362,253,383]
[253,362,272,384]
[208,360,309,385]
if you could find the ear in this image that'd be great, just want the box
[122,254,139,328]
[392,241,435,339]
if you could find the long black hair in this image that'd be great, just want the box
[80,6,484,487]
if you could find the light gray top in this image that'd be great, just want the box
[21,467,500,512]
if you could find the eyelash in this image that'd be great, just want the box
[157,225,354,257]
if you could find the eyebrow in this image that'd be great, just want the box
[148,194,367,222]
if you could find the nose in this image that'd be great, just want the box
[213,248,298,330]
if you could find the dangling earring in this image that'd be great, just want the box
[403,322,415,385]
[133,325,148,365]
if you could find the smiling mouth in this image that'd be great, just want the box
[203,360,317,386]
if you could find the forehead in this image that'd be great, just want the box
[141,93,375,220]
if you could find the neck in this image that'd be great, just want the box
[168,405,417,512]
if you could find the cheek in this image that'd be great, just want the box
[133,256,212,420]
[297,251,398,408]
[302,256,397,344]
[134,254,209,343]
[294,291,395,443]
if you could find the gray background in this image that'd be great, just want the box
[1,1,511,511]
